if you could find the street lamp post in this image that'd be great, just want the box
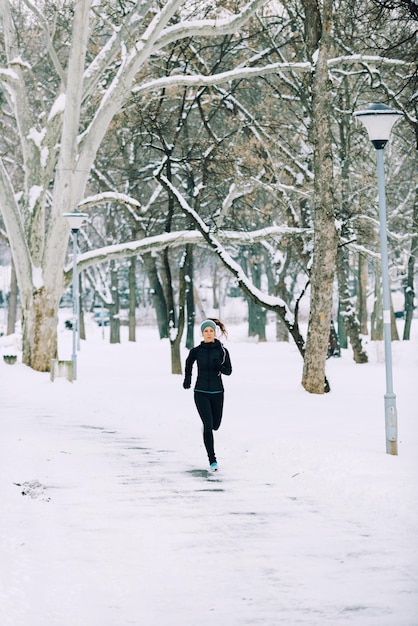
[64,211,88,380]
[354,103,403,456]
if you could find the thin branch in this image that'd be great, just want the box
[156,170,307,358]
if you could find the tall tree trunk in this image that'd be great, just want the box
[248,255,267,341]
[212,264,219,310]
[371,267,383,340]
[265,250,290,342]
[7,260,18,335]
[21,288,60,371]
[357,253,369,335]
[170,247,189,375]
[128,256,137,342]
[109,260,120,344]
[163,159,176,348]
[185,245,195,350]
[302,0,337,394]
[390,292,399,341]
[275,273,290,343]
[143,253,168,339]
[337,302,347,349]
[403,185,417,340]
[79,273,86,342]
[335,245,368,363]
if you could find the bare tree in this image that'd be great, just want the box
[0,0,269,371]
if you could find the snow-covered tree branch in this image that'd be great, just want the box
[0,0,413,379]
[156,171,308,358]
[66,224,311,282]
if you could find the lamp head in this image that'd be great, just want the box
[354,103,403,150]
[63,211,88,232]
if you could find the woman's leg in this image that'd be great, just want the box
[194,392,216,464]
[211,393,224,431]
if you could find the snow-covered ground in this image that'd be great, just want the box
[1,317,417,626]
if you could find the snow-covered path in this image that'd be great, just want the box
[1,326,417,625]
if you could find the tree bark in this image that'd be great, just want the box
[302,0,338,394]
[142,253,168,339]
[170,247,189,375]
[22,288,59,371]
[403,184,417,340]
[357,253,369,335]
[390,292,399,341]
[185,245,195,350]
[337,302,348,349]
[109,260,120,344]
[6,260,18,336]
[212,265,219,310]
[128,257,137,342]
[79,273,86,342]
[335,245,368,363]
[371,267,383,340]
[248,254,267,341]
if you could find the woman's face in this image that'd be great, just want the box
[202,326,216,343]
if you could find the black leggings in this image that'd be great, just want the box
[194,392,224,464]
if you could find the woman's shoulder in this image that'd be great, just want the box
[187,345,199,358]
[190,342,206,354]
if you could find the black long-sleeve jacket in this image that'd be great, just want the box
[183,339,232,392]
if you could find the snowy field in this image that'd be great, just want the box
[1,316,417,626]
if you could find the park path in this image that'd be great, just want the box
[0,351,416,626]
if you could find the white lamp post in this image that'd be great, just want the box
[354,103,403,455]
[64,211,88,380]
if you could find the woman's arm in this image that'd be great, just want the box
[183,348,196,388]
[218,345,232,376]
